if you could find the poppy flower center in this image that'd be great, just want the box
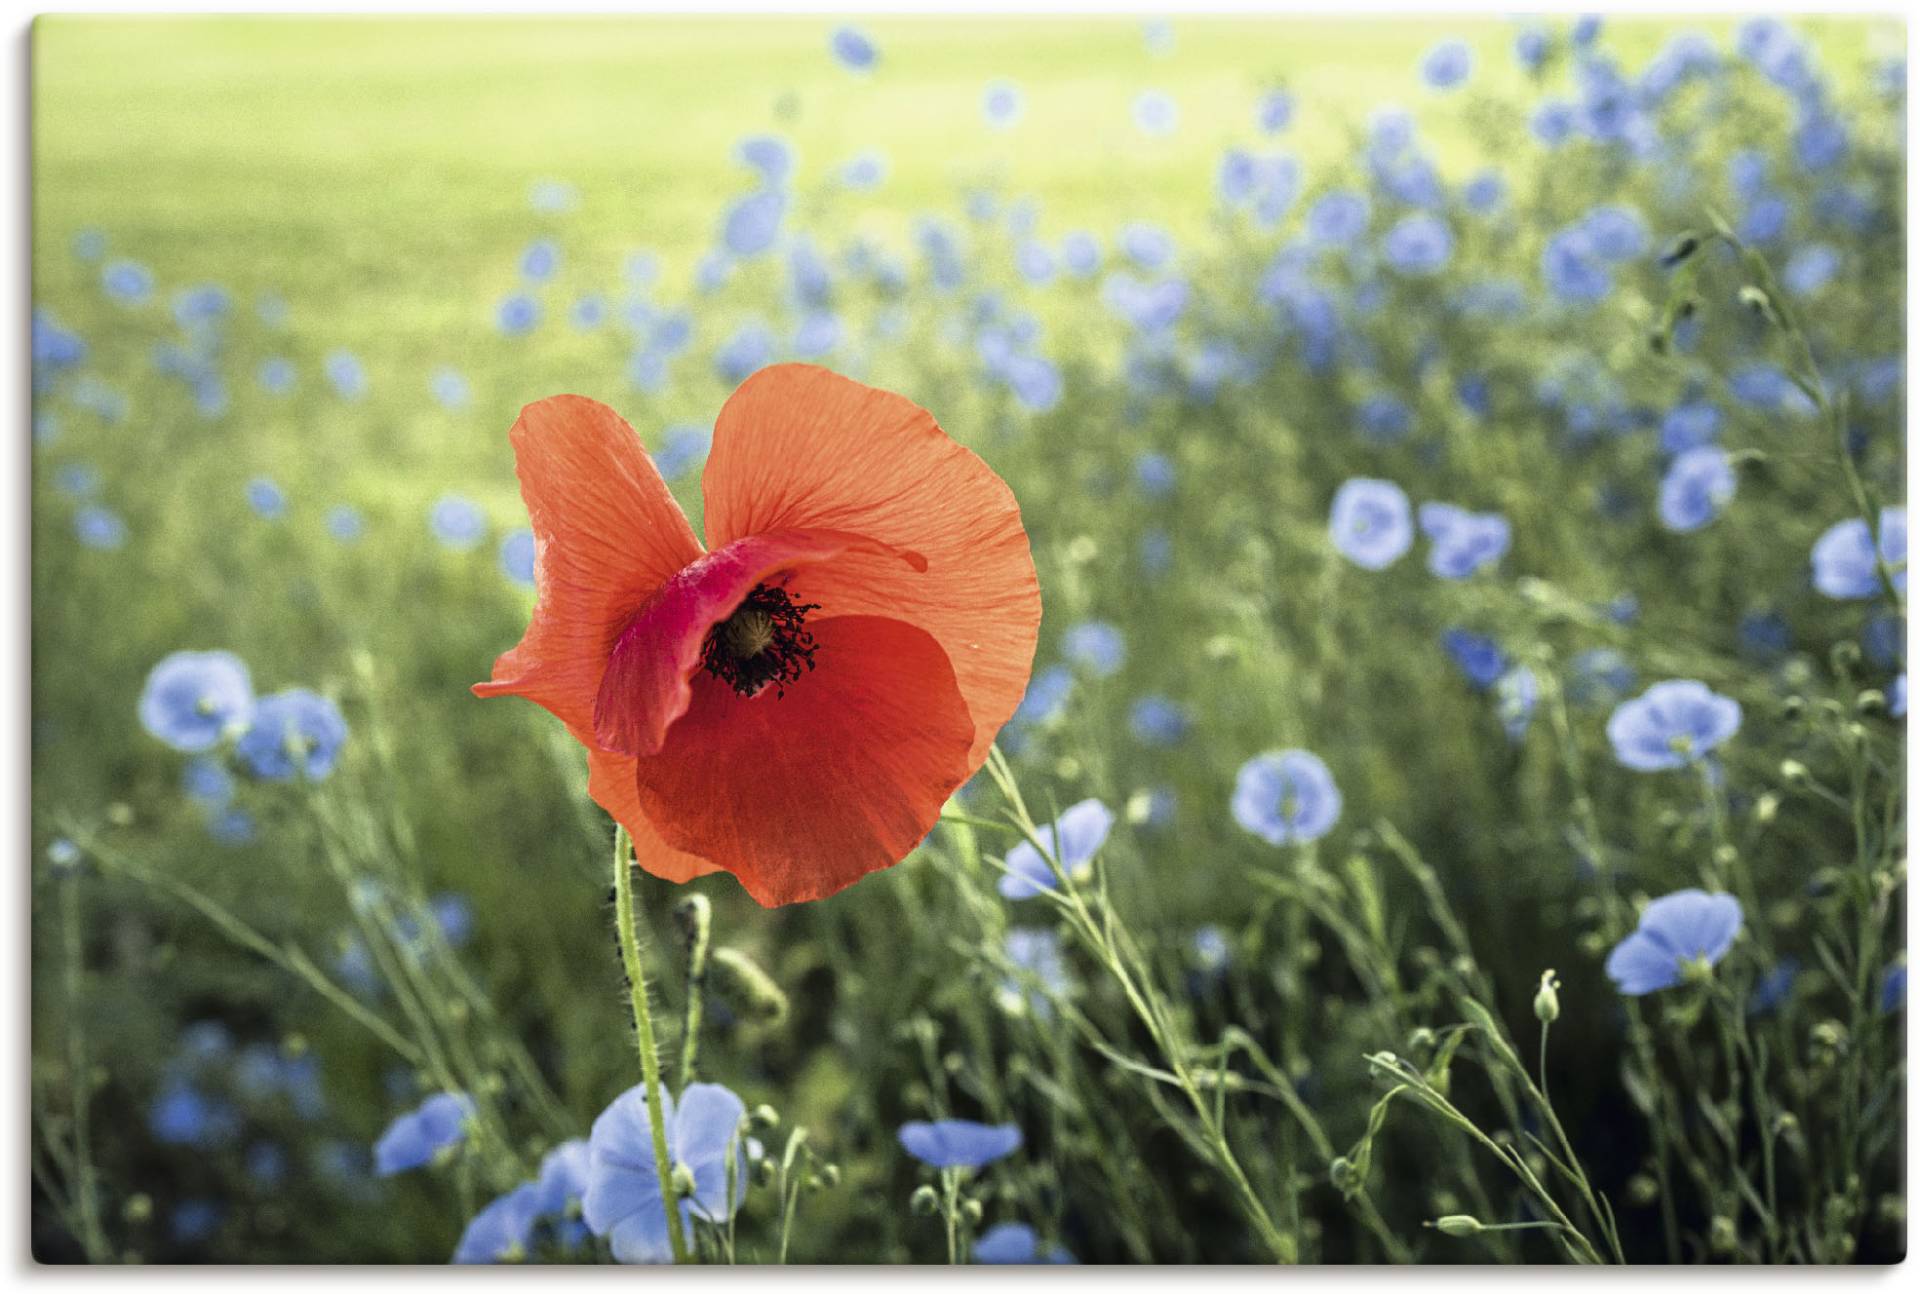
[701,584,822,698]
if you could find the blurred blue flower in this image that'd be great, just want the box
[830,25,877,71]
[975,1222,1076,1264]
[1727,364,1813,415]
[1442,629,1506,690]
[1012,664,1074,730]
[1133,90,1178,136]
[71,228,106,261]
[247,1141,289,1188]
[1606,679,1741,771]
[497,293,541,335]
[1658,447,1736,533]
[1119,222,1175,271]
[1231,750,1341,846]
[1541,227,1611,304]
[1307,190,1370,246]
[236,688,349,781]
[838,151,888,189]
[102,259,153,304]
[1000,799,1115,899]
[1495,665,1538,741]
[325,351,367,401]
[520,239,560,281]
[1882,964,1907,1014]
[53,461,99,497]
[246,476,286,521]
[150,1077,240,1147]
[374,1092,474,1176]
[75,505,128,550]
[898,1119,1022,1170]
[1329,478,1413,570]
[1530,100,1576,146]
[584,1082,747,1263]
[983,80,1024,128]
[1892,674,1907,719]
[1582,204,1647,260]
[720,189,786,258]
[257,357,295,394]
[326,505,365,543]
[182,756,235,809]
[1005,354,1062,412]
[31,309,87,380]
[1514,27,1550,72]
[430,494,487,551]
[1059,230,1101,278]
[653,424,712,481]
[1063,621,1125,677]
[1422,41,1473,90]
[455,1184,542,1264]
[1606,890,1743,995]
[1750,959,1800,1015]
[1783,243,1841,297]
[1257,89,1294,133]
[1000,928,1069,1020]
[1812,508,1905,599]
[1418,503,1510,578]
[209,808,256,846]
[793,312,842,360]
[736,135,794,186]
[1660,401,1721,455]
[430,367,470,411]
[1383,214,1452,275]
[140,651,254,752]
[1463,170,1506,214]
[500,527,536,587]
[1569,647,1637,706]
[173,284,230,327]
[1128,695,1190,747]
[170,1200,225,1246]
[714,321,776,384]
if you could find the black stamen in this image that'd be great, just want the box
[700,584,822,698]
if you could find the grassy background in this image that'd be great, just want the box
[30,14,1907,1265]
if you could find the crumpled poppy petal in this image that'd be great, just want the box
[701,364,1040,768]
[584,746,722,884]
[473,395,704,734]
[592,528,924,759]
[631,615,974,905]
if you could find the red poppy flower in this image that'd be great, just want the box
[475,364,1041,906]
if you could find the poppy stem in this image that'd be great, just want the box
[610,824,691,1264]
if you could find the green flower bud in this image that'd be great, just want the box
[1779,759,1810,787]
[123,1193,153,1224]
[1737,284,1776,323]
[1534,969,1561,1023]
[818,1162,842,1188]
[1432,1215,1484,1238]
[1709,1215,1737,1254]
[670,1161,698,1197]
[749,1103,780,1130]
[708,947,789,1024]
[962,1198,984,1226]
[910,1185,940,1216]
[1627,1173,1658,1206]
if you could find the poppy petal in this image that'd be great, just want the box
[584,747,723,884]
[473,395,704,734]
[701,364,1040,768]
[592,528,923,759]
[631,615,975,906]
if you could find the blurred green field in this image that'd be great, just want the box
[29,14,1908,1267]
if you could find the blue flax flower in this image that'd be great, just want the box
[1231,750,1341,846]
[1063,621,1125,677]
[898,1119,1022,1170]
[374,1091,474,1176]
[1329,478,1413,571]
[584,1083,748,1263]
[1000,799,1115,899]
[1605,890,1742,995]
[140,651,255,752]
[975,1222,1076,1264]
[236,688,349,781]
[1811,508,1905,599]
[1606,680,1740,772]
[1419,503,1510,578]
[1658,447,1736,532]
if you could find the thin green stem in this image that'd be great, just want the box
[610,825,690,1264]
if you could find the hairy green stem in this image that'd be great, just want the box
[610,826,690,1264]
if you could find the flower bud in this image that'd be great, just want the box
[749,1103,780,1130]
[1627,1173,1658,1206]
[1659,231,1701,267]
[962,1198,984,1226]
[1432,1215,1484,1237]
[670,1161,698,1197]
[708,947,789,1024]
[1737,284,1776,324]
[1779,759,1810,787]
[910,1185,940,1216]
[1709,1215,1737,1254]
[1534,969,1561,1023]
[818,1162,841,1188]
[1856,689,1887,716]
